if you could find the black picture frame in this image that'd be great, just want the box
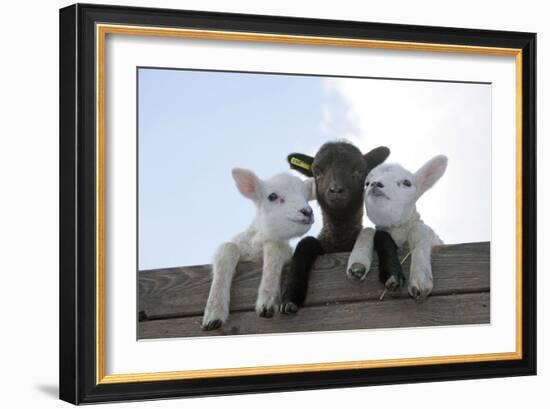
[59,3,536,404]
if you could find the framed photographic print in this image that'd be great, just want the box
[59,3,536,404]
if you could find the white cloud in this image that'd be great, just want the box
[321,77,491,244]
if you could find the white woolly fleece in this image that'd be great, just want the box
[203,169,315,327]
[348,155,448,298]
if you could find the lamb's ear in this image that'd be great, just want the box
[232,168,262,201]
[414,155,448,198]
[287,153,314,177]
[304,178,316,201]
[364,146,390,174]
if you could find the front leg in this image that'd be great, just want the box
[256,241,291,318]
[374,230,404,291]
[408,243,433,300]
[347,228,374,281]
[280,236,323,314]
[202,242,240,330]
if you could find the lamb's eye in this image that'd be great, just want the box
[366,181,370,186]
[268,193,278,202]
[402,180,412,187]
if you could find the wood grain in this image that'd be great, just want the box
[138,292,490,339]
[139,242,490,320]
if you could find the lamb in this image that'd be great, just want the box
[348,155,448,299]
[202,168,315,330]
[280,141,395,313]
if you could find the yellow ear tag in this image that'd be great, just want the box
[290,157,311,170]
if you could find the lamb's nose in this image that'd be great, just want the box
[329,184,344,194]
[300,207,313,218]
[373,182,384,188]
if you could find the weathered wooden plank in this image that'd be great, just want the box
[138,292,490,339]
[139,242,490,320]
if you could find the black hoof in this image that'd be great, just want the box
[385,273,405,291]
[280,302,299,315]
[201,319,222,331]
[385,276,400,291]
[348,263,367,281]
[259,306,275,318]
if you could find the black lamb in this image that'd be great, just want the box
[281,141,402,313]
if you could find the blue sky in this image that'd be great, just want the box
[138,68,491,270]
[138,69,337,269]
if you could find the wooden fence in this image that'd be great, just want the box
[138,241,490,339]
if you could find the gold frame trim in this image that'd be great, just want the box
[95,23,523,385]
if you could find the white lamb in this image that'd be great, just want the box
[202,168,315,330]
[347,155,448,299]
